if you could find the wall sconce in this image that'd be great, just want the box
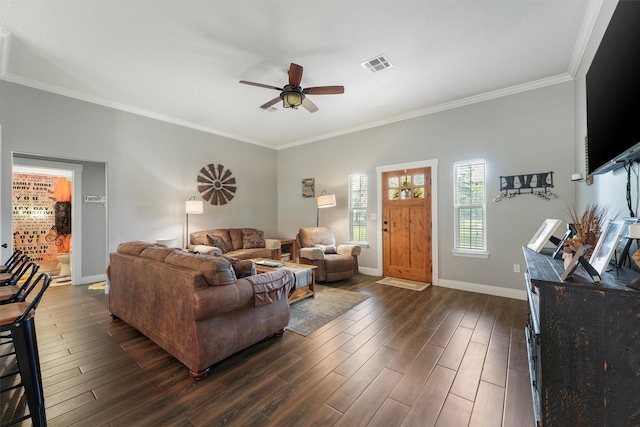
[185,196,203,247]
[316,190,336,226]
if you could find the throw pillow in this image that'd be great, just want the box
[242,229,266,249]
[219,254,256,278]
[207,233,228,253]
[315,244,337,254]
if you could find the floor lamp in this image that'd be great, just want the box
[316,190,336,226]
[185,196,203,247]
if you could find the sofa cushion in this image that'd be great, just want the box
[165,252,236,286]
[242,228,266,249]
[117,241,158,256]
[228,228,244,251]
[219,254,256,278]
[227,248,274,260]
[207,233,229,253]
[140,246,179,261]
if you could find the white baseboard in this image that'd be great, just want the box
[77,274,108,286]
[356,270,526,300]
[358,266,379,276]
[438,279,527,300]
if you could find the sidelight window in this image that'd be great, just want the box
[348,174,368,245]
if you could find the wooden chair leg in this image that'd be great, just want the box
[189,367,210,381]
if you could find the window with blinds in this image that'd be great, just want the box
[348,174,368,244]
[453,160,487,254]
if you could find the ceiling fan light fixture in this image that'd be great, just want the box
[282,91,303,109]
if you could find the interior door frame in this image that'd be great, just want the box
[12,155,83,286]
[376,159,439,285]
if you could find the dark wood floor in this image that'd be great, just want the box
[1,275,534,426]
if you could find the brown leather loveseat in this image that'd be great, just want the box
[189,228,281,260]
[107,241,294,379]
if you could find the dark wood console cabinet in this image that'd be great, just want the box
[523,247,640,426]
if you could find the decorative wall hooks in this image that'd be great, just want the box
[493,171,558,202]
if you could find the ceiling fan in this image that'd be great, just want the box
[239,63,344,113]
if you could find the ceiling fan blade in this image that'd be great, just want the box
[301,97,319,113]
[288,63,303,87]
[260,96,282,110]
[239,80,282,91]
[303,86,345,95]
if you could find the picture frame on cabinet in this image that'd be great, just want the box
[590,219,626,276]
[527,219,562,253]
[560,244,595,281]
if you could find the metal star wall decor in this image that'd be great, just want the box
[197,164,236,205]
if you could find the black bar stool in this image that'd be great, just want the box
[0,249,23,273]
[0,254,31,286]
[0,262,40,305]
[0,272,51,427]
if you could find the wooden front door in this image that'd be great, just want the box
[382,167,432,282]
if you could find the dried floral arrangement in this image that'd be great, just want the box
[563,204,615,258]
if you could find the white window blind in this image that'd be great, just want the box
[454,160,486,253]
[348,174,368,244]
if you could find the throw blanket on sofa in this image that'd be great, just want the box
[248,271,294,307]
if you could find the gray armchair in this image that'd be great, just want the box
[296,227,361,282]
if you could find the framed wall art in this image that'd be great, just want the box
[302,178,315,198]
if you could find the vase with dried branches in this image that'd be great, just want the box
[563,204,615,260]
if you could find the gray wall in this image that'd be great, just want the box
[1,81,279,283]
[278,82,576,292]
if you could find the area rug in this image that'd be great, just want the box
[376,277,431,291]
[88,281,107,290]
[50,275,72,287]
[287,285,369,336]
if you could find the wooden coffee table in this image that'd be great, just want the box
[253,258,317,303]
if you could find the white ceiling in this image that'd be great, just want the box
[0,1,601,149]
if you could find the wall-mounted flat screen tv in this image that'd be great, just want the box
[586,0,640,175]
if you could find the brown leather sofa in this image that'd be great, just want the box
[296,227,361,282]
[107,241,294,380]
[189,228,281,259]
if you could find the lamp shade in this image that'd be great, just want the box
[185,199,203,214]
[317,193,336,209]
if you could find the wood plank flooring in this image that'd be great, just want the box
[1,275,534,426]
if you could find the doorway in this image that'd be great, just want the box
[12,157,83,285]
[377,159,439,285]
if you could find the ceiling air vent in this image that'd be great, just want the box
[361,54,393,73]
